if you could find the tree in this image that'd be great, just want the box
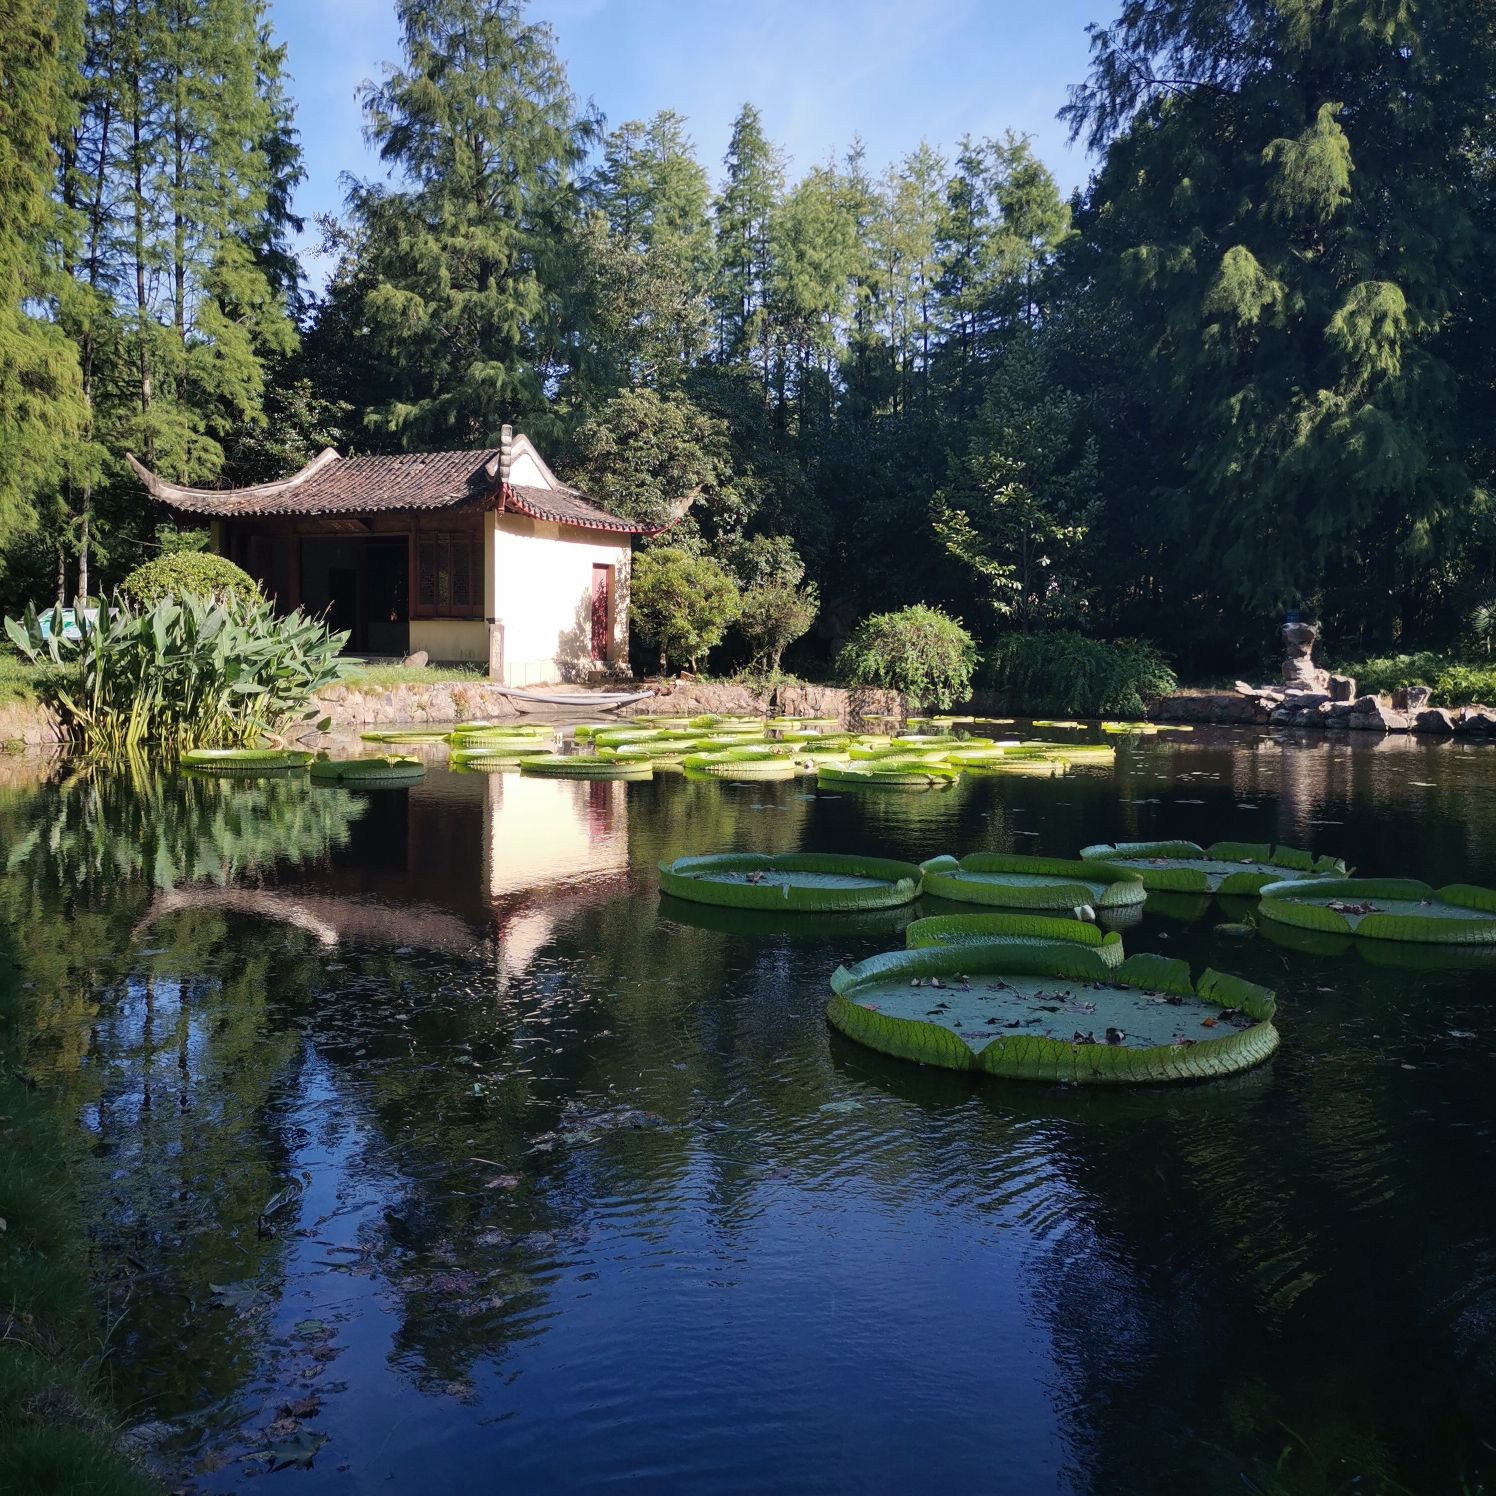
[351,0,593,445]
[727,535,819,676]
[0,2,90,559]
[567,385,749,541]
[711,104,782,371]
[1063,0,1496,639]
[630,545,741,674]
[933,333,1099,628]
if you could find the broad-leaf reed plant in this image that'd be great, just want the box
[5,594,349,755]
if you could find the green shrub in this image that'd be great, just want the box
[119,550,260,608]
[1337,652,1496,705]
[983,631,1177,717]
[837,605,978,710]
[6,595,348,754]
[631,546,742,673]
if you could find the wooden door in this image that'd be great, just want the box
[590,564,611,660]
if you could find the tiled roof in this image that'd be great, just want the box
[505,483,648,533]
[126,440,654,535]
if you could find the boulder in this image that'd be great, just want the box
[402,650,429,669]
[1328,675,1356,702]
[1413,707,1456,734]
[1347,703,1409,732]
[1392,684,1431,711]
[1455,707,1496,737]
[1282,618,1330,693]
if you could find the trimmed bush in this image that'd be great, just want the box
[982,630,1176,718]
[837,604,977,710]
[119,551,261,608]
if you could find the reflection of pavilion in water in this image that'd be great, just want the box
[138,770,632,972]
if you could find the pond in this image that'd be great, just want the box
[4,726,1493,1494]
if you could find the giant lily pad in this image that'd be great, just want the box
[1257,877,1496,944]
[827,944,1278,1084]
[519,754,653,781]
[658,852,923,911]
[906,911,1125,966]
[818,762,961,790]
[310,755,425,786]
[920,852,1147,910]
[1078,839,1346,894]
[180,748,312,775]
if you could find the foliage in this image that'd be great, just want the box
[837,605,977,710]
[119,551,261,608]
[6,595,347,754]
[0,1,92,546]
[1334,653,1496,706]
[568,385,739,537]
[727,535,819,675]
[349,0,592,445]
[933,332,1098,625]
[630,546,741,674]
[1063,0,1496,646]
[983,631,1176,717]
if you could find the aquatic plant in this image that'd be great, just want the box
[659,852,924,911]
[920,852,1147,909]
[6,596,346,755]
[827,943,1278,1084]
[311,755,426,786]
[905,911,1126,966]
[1078,839,1346,894]
[1258,877,1496,943]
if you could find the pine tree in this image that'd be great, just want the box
[711,104,782,373]
[353,0,592,446]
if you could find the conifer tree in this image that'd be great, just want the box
[353,0,592,445]
[711,104,783,373]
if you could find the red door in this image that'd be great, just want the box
[590,565,611,660]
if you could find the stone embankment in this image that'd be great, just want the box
[1150,681,1496,735]
[0,700,64,746]
[310,678,904,732]
[620,679,904,727]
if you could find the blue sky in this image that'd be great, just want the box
[267,0,1110,285]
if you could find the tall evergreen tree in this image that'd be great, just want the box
[0,0,91,561]
[352,0,592,446]
[1065,0,1496,638]
[711,104,782,373]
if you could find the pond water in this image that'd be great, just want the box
[4,725,1494,1494]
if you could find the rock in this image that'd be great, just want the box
[402,650,429,669]
[1328,675,1356,702]
[1456,707,1496,737]
[1233,680,1258,696]
[1392,685,1431,711]
[1347,701,1410,732]
[1282,618,1330,693]
[1413,707,1455,734]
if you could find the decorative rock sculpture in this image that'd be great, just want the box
[1282,617,1329,693]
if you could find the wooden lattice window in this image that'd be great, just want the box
[414,532,483,618]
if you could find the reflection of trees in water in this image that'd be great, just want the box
[6,757,365,894]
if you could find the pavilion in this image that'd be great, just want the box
[128,426,661,685]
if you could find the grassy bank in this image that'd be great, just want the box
[0,930,156,1494]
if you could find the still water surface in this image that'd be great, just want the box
[5,726,1494,1494]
